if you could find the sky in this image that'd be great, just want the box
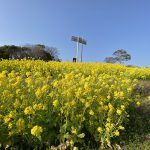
[0,0,150,66]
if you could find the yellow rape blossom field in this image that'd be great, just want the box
[0,59,149,149]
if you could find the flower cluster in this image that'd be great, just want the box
[0,59,141,148]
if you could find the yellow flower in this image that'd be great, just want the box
[108,103,113,109]
[33,104,38,110]
[73,147,78,150]
[9,111,16,119]
[114,130,120,136]
[16,118,25,131]
[37,103,44,110]
[35,88,43,98]
[106,137,110,146]
[105,123,110,127]
[24,106,34,115]
[8,123,13,129]
[121,105,125,110]
[71,127,77,134]
[9,131,14,136]
[107,95,111,100]
[84,82,89,89]
[114,92,119,98]
[41,85,49,93]
[4,115,10,124]
[119,126,125,130]
[52,80,58,88]
[49,92,54,98]
[53,100,59,107]
[14,99,21,108]
[80,98,85,104]
[25,77,33,86]
[42,104,47,110]
[107,118,111,122]
[127,87,132,92]
[35,72,41,77]
[136,101,141,106]
[104,105,108,111]
[33,103,46,110]
[116,109,122,115]
[85,102,90,108]
[31,125,43,137]
[70,140,74,146]
[16,89,21,94]
[106,127,110,132]
[89,110,94,116]
[26,72,31,77]
[110,123,114,128]
[97,127,103,133]
[119,91,124,97]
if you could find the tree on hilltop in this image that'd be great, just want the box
[105,49,131,64]
[113,49,131,64]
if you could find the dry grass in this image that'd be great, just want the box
[118,80,150,150]
[134,80,150,97]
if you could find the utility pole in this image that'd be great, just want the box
[76,36,79,62]
[81,43,83,62]
[71,36,87,62]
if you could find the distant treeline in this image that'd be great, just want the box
[0,44,60,61]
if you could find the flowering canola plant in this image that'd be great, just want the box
[0,59,143,148]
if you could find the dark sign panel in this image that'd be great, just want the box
[71,36,87,45]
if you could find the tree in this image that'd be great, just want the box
[104,57,117,63]
[104,49,131,64]
[25,44,60,61]
[7,45,22,59]
[0,46,9,59]
[0,44,60,61]
[113,49,131,64]
[44,46,60,61]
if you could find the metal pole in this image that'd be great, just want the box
[81,43,83,62]
[76,37,79,62]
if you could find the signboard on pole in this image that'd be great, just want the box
[71,36,87,62]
